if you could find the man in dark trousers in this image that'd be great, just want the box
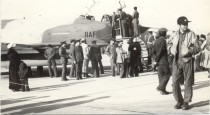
[117,8,128,37]
[153,28,170,95]
[69,39,76,78]
[112,12,117,38]
[7,43,21,91]
[59,41,68,81]
[98,49,104,74]
[170,16,200,110]
[44,44,58,78]
[89,40,100,77]
[132,6,139,37]
[105,39,117,76]
[72,39,84,80]
[129,37,141,77]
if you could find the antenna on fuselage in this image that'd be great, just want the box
[85,0,96,16]
[119,0,126,10]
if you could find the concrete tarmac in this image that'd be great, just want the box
[1,68,210,114]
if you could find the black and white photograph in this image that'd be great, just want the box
[1,0,210,114]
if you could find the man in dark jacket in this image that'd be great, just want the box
[69,39,76,78]
[72,40,84,80]
[59,41,68,81]
[153,28,171,95]
[7,43,21,91]
[44,44,58,78]
[89,40,101,77]
[117,8,128,37]
[129,37,141,77]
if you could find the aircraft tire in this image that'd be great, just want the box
[37,66,43,76]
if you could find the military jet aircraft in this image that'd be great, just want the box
[1,15,113,75]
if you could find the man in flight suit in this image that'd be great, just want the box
[105,39,117,76]
[132,6,139,37]
[44,44,58,78]
[69,39,76,78]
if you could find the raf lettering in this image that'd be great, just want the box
[85,31,96,37]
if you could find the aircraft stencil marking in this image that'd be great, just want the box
[85,31,96,37]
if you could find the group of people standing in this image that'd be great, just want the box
[45,38,104,81]
[154,16,210,110]
[112,6,140,38]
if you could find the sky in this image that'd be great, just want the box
[1,0,210,43]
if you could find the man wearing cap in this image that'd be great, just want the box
[72,39,84,80]
[69,39,76,78]
[59,41,68,81]
[132,6,139,37]
[89,40,100,77]
[105,39,117,76]
[170,16,200,110]
[44,44,58,78]
[80,38,91,78]
[153,28,170,95]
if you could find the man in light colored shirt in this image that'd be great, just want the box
[80,38,91,77]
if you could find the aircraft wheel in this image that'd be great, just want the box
[37,66,43,76]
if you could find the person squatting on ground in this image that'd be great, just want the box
[18,61,30,92]
[200,32,210,78]
[69,39,76,78]
[72,40,84,80]
[170,16,200,110]
[153,28,171,95]
[80,38,91,78]
[59,41,68,81]
[89,40,101,78]
[105,39,117,77]
[7,43,21,91]
[44,44,58,78]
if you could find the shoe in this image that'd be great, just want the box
[174,102,183,109]
[61,78,67,81]
[159,90,170,95]
[182,102,189,110]
[86,73,91,78]
[156,87,161,91]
